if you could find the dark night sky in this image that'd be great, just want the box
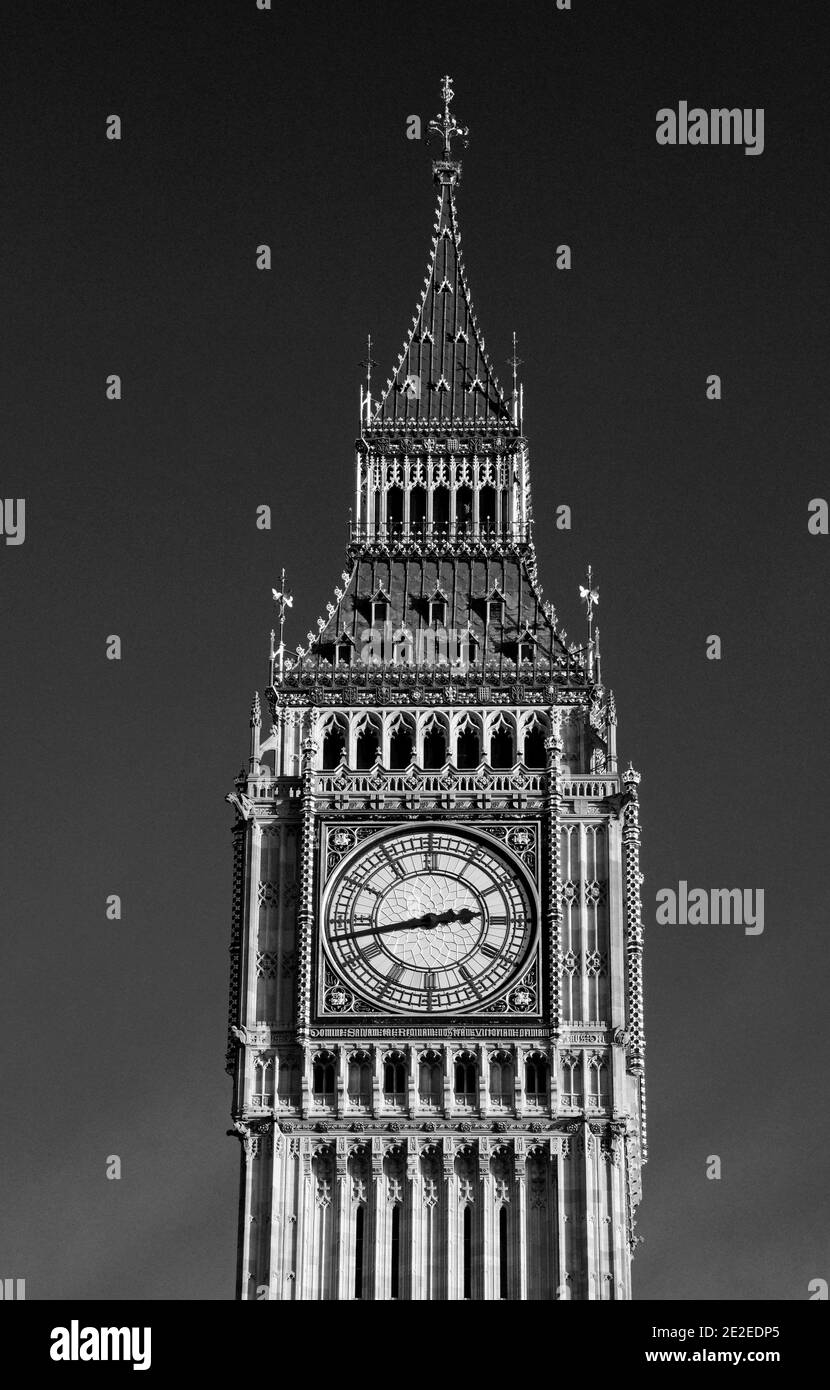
[1,0,827,1300]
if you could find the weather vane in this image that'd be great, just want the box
[507,332,524,395]
[427,75,469,160]
[271,567,294,679]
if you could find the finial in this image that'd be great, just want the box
[579,565,599,677]
[250,691,261,727]
[359,334,377,423]
[271,568,294,681]
[508,332,523,395]
[428,76,469,184]
[508,332,524,428]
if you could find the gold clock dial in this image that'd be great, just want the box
[323,827,534,1014]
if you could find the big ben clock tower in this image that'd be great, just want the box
[226,78,647,1301]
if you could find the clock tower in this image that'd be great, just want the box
[226,78,647,1300]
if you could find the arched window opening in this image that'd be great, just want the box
[389,723,414,769]
[355,723,379,770]
[524,724,547,768]
[418,1049,442,1106]
[432,487,449,531]
[525,1051,550,1103]
[322,723,346,770]
[383,1051,407,1103]
[499,1207,509,1299]
[409,485,426,532]
[312,1051,336,1101]
[347,1051,372,1106]
[456,724,481,770]
[490,724,515,769]
[423,722,447,769]
[456,485,473,532]
[386,488,404,533]
[479,485,497,532]
[489,1049,514,1107]
[454,1051,477,1099]
[518,636,536,665]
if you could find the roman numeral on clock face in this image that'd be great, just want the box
[363,941,382,960]
[481,942,499,959]
[387,963,404,983]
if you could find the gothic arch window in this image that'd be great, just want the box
[418,1048,442,1106]
[409,484,426,531]
[525,1050,550,1103]
[589,1053,608,1108]
[454,1050,477,1099]
[489,1048,514,1106]
[312,1050,337,1101]
[386,487,403,533]
[347,1050,372,1106]
[321,717,347,770]
[455,715,481,770]
[456,484,473,531]
[383,1050,407,1102]
[422,716,448,769]
[561,1053,582,1108]
[389,715,415,769]
[489,715,515,769]
[432,486,449,531]
[277,1054,301,1108]
[479,484,497,531]
[355,717,380,770]
[523,720,547,768]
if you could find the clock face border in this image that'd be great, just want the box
[316,821,541,1019]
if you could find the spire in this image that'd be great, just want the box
[368,77,511,430]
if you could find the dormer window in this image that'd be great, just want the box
[428,588,448,626]
[486,590,506,624]
[334,633,354,665]
[370,589,391,629]
[517,629,537,664]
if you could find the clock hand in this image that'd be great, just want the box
[337,907,480,940]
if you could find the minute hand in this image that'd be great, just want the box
[341,907,479,940]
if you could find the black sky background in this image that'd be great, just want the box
[1,0,827,1300]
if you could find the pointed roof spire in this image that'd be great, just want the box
[369,78,511,430]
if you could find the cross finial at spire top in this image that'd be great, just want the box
[428,75,469,183]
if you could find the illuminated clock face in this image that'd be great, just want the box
[323,828,534,1014]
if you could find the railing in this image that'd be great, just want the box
[561,778,619,799]
[315,767,545,796]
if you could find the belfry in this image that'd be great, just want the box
[226,78,647,1300]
